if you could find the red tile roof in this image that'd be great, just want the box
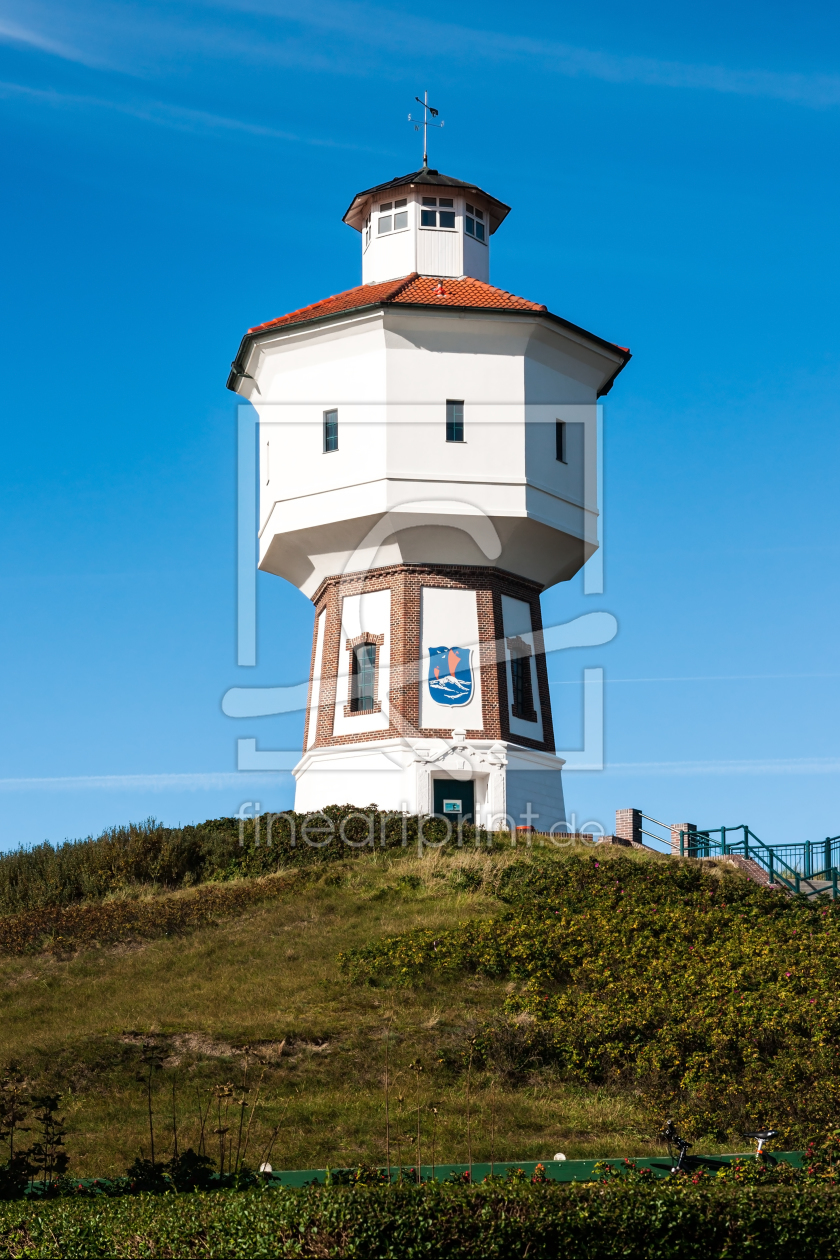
[231,273,631,396]
[247,273,546,335]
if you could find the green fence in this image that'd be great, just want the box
[266,1150,805,1187]
[680,824,840,896]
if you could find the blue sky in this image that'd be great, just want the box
[1,0,839,851]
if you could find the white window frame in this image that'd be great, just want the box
[464,201,487,246]
[375,196,409,239]
[419,196,457,232]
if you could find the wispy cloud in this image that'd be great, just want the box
[603,757,840,777]
[0,15,95,65]
[2,0,839,110]
[0,769,295,793]
[552,672,840,686]
[4,754,838,790]
[0,79,372,149]
[210,0,840,108]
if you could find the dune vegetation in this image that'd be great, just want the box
[0,812,836,1179]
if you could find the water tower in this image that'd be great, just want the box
[227,160,630,829]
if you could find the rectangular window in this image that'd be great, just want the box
[446,399,464,443]
[465,204,486,243]
[422,196,437,206]
[556,420,566,463]
[439,197,454,207]
[394,210,408,230]
[379,201,393,211]
[509,642,537,722]
[395,198,407,208]
[378,215,392,234]
[438,211,455,228]
[324,409,338,452]
[421,209,437,227]
[350,643,376,712]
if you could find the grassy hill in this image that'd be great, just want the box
[1,814,837,1178]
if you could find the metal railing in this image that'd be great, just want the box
[640,814,673,847]
[679,825,840,898]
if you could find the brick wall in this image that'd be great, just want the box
[670,823,697,856]
[305,563,556,753]
[615,808,642,846]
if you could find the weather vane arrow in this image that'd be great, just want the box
[408,91,444,168]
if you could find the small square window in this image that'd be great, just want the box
[379,202,393,212]
[438,210,455,228]
[439,197,454,207]
[394,198,407,208]
[475,207,484,220]
[422,196,437,206]
[465,216,475,236]
[378,216,392,234]
[394,210,408,230]
[466,203,474,214]
[421,209,437,227]
[324,409,338,453]
[446,399,464,443]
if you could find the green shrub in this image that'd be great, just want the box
[0,811,492,919]
[1,1181,840,1258]
[339,855,840,1141]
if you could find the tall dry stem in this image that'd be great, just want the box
[466,1045,474,1179]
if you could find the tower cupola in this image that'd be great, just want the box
[342,169,510,285]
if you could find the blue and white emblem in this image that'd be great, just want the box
[428,646,473,707]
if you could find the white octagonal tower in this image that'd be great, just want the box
[228,165,630,831]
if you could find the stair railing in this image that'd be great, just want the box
[678,826,840,899]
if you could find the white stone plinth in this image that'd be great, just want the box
[292,737,566,832]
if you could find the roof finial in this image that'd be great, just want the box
[408,91,444,169]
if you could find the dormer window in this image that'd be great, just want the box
[465,203,486,243]
[420,197,455,229]
[377,198,408,235]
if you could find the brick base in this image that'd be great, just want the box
[307,563,556,754]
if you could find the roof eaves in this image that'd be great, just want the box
[343,170,511,232]
[227,293,632,395]
[386,301,632,394]
[226,300,390,392]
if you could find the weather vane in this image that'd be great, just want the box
[408,91,444,169]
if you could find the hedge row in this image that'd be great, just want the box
[1,1181,839,1258]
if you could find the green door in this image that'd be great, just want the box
[433,778,475,823]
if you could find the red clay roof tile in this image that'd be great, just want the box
[247,273,546,334]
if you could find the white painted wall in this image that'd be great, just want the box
[416,227,460,278]
[462,231,489,283]
[332,588,391,737]
[292,737,565,828]
[501,594,544,743]
[305,610,325,748]
[505,767,566,832]
[419,587,484,732]
[242,307,618,595]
